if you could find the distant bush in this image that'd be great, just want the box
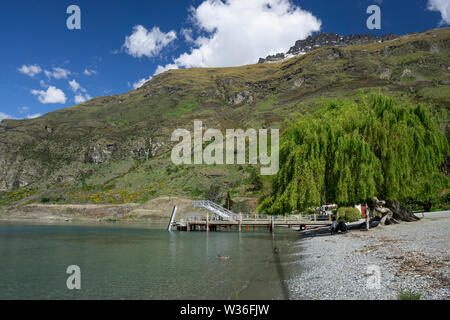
[165,165,181,175]
[337,207,361,222]
[398,290,421,300]
[247,167,262,191]
[205,185,222,203]
[40,197,51,203]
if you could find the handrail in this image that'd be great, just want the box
[193,200,238,221]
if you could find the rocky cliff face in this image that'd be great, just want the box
[258,32,397,63]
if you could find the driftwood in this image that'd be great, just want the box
[386,199,421,222]
[361,198,420,230]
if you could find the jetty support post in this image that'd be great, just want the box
[167,205,177,232]
[271,216,274,233]
[206,212,209,232]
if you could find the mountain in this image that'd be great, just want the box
[0,28,449,210]
[258,32,398,63]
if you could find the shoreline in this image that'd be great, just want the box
[287,211,450,300]
[0,201,184,225]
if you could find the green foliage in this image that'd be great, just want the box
[40,197,50,203]
[205,185,222,203]
[166,165,181,175]
[398,290,421,300]
[259,94,449,215]
[248,167,263,191]
[0,188,37,206]
[67,187,154,204]
[165,97,200,116]
[223,192,234,209]
[337,207,362,222]
[189,188,203,197]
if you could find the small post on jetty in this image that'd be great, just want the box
[167,205,177,232]
[206,212,209,232]
[271,216,274,233]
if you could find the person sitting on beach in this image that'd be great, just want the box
[337,217,348,233]
[330,216,338,235]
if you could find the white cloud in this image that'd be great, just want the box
[154,63,179,75]
[124,25,177,58]
[0,112,14,121]
[69,79,80,92]
[31,86,67,104]
[155,0,321,73]
[26,113,42,119]
[18,64,42,77]
[18,106,30,114]
[181,28,194,43]
[69,79,90,102]
[44,67,71,79]
[428,0,450,25]
[132,76,153,89]
[74,93,92,104]
[69,79,85,92]
[83,69,97,76]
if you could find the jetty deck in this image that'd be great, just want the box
[168,200,333,232]
[173,214,332,232]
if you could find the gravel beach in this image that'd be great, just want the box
[287,211,450,300]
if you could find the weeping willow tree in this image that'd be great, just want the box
[259,94,448,215]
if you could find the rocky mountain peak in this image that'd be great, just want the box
[258,32,398,63]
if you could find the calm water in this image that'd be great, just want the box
[0,222,303,300]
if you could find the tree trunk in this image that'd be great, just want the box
[359,198,420,229]
[386,199,420,222]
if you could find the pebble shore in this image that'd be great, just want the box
[286,211,450,300]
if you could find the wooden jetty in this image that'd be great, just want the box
[169,201,332,232]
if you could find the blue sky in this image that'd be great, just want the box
[0,0,448,120]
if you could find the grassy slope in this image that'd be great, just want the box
[0,28,449,209]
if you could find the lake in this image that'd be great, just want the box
[0,222,304,300]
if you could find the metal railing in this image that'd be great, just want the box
[193,200,238,221]
[192,201,334,223]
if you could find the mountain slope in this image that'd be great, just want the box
[0,28,449,208]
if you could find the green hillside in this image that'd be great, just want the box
[0,27,449,212]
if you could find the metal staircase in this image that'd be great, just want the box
[193,200,237,221]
